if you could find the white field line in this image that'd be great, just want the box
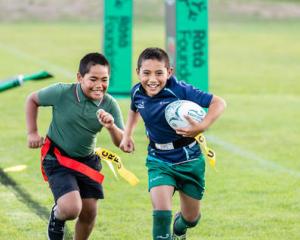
[0,42,73,78]
[207,135,300,178]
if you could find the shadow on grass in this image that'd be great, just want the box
[0,168,72,239]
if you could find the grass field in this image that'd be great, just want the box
[0,17,300,240]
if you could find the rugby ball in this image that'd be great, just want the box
[165,100,206,129]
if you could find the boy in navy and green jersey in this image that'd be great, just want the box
[120,48,226,240]
[26,52,124,240]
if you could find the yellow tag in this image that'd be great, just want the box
[194,133,217,170]
[95,148,139,186]
[103,160,118,179]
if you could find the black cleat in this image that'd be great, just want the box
[172,212,187,240]
[47,205,65,240]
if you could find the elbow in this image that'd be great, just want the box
[221,98,227,112]
[114,140,121,148]
[212,95,226,113]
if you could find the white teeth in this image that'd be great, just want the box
[147,84,158,88]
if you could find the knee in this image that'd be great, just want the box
[58,202,82,220]
[184,213,200,223]
[152,199,172,210]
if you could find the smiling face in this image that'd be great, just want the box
[77,64,109,100]
[137,59,173,97]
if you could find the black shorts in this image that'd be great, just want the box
[42,154,104,202]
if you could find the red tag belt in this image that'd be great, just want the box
[41,137,104,184]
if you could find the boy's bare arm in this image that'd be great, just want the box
[26,92,44,148]
[97,109,124,147]
[123,110,140,138]
[201,95,226,130]
[176,95,226,137]
[106,124,124,147]
[119,110,140,153]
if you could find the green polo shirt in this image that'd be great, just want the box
[38,83,124,157]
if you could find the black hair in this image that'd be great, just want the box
[79,52,110,76]
[137,47,170,70]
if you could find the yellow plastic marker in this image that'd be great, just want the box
[194,133,217,170]
[95,148,139,186]
[3,165,27,172]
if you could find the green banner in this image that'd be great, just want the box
[166,0,208,92]
[103,0,132,97]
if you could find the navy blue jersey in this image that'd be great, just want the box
[131,76,213,164]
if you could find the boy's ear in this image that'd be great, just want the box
[77,72,82,82]
[167,67,174,78]
[136,68,140,75]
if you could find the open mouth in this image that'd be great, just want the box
[146,83,159,90]
[91,89,103,97]
[92,89,103,93]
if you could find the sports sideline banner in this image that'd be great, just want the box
[165,0,208,92]
[103,0,132,97]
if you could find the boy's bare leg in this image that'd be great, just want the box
[74,198,98,240]
[179,191,200,222]
[172,192,201,238]
[48,191,82,240]
[56,191,82,220]
[150,186,174,240]
[150,185,174,210]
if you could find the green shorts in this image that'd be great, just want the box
[146,155,206,200]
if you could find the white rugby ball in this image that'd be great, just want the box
[165,100,206,129]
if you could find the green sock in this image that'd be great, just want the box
[153,210,172,240]
[174,213,201,236]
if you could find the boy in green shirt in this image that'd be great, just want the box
[26,52,124,240]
